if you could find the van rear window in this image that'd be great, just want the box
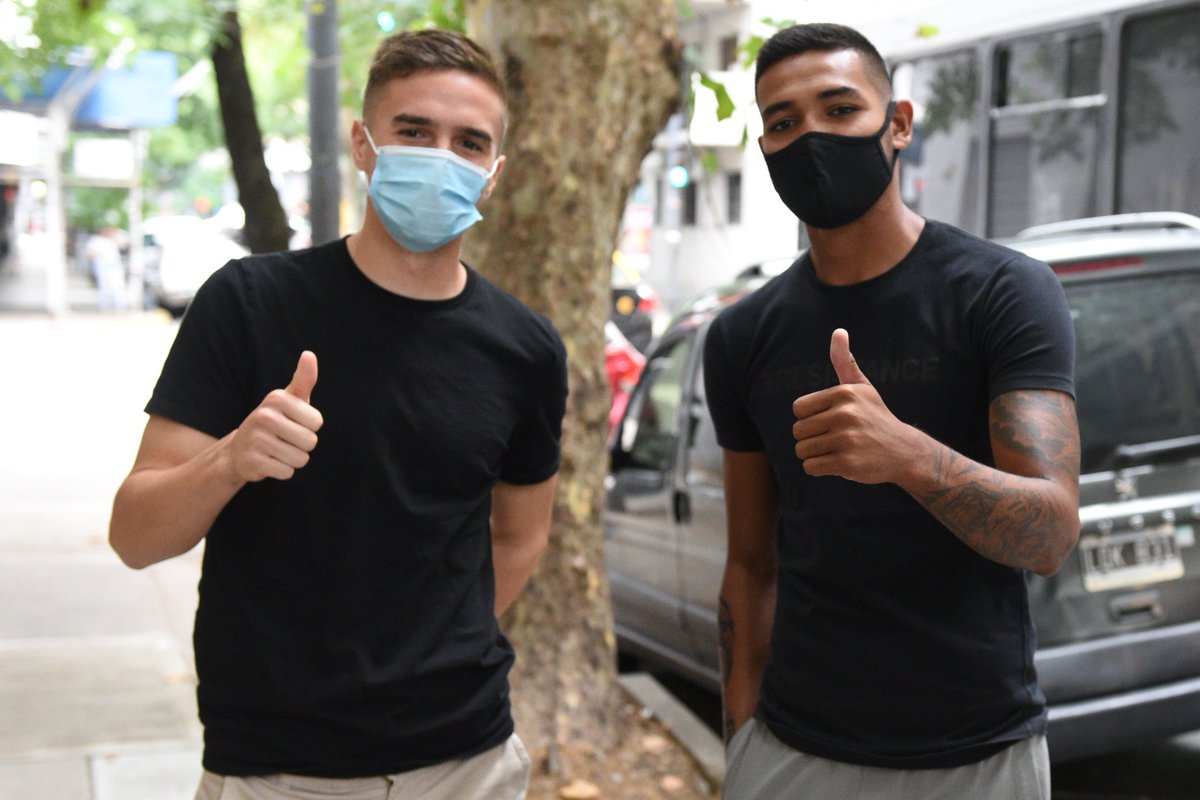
[1067,272,1200,473]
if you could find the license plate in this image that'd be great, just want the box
[1079,525,1185,592]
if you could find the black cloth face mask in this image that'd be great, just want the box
[764,101,898,229]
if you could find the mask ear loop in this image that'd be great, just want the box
[361,124,381,155]
[879,101,901,169]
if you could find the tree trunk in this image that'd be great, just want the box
[212,7,291,254]
[464,0,682,779]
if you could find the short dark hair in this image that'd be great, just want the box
[755,22,891,99]
[362,29,506,120]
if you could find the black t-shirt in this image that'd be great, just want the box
[146,238,567,777]
[704,220,1075,768]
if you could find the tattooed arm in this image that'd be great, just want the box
[906,389,1080,575]
[794,376,1081,576]
[794,329,1080,576]
[718,449,780,744]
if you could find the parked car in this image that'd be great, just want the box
[605,321,646,434]
[143,215,248,317]
[605,212,1200,763]
[611,258,661,353]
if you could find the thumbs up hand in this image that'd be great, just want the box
[829,327,869,386]
[285,350,319,403]
[226,351,325,483]
[791,329,914,484]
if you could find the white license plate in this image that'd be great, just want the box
[1079,525,1185,592]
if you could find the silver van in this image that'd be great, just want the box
[605,213,1200,762]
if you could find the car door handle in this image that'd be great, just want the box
[673,490,691,524]
[1109,590,1165,626]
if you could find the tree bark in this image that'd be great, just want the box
[464,0,682,777]
[212,7,291,254]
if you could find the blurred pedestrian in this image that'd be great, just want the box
[109,29,566,800]
[86,226,125,311]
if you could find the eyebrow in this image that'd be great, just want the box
[760,85,866,120]
[388,113,494,145]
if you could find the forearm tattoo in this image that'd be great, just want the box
[914,390,1080,571]
[718,594,736,744]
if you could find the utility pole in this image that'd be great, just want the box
[307,0,340,245]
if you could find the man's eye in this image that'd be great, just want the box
[769,119,794,133]
[830,106,857,116]
[461,140,483,152]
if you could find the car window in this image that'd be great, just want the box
[989,30,1105,236]
[1117,5,1200,219]
[617,336,693,472]
[1068,271,1200,472]
[685,358,724,490]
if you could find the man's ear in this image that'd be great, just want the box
[480,154,507,202]
[890,100,915,151]
[350,119,373,173]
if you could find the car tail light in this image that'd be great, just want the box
[636,287,660,313]
[1052,256,1144,274]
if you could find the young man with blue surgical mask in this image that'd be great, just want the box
[109,29,566,800]
[705,22,1079,800]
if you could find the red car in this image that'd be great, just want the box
[605,321,646,432]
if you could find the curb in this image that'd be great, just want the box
[618,672,725,789]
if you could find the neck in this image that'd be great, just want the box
[806,191,925,286]
[347,211,468,301]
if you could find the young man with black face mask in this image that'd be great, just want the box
[109,29,566,800]
[703,23,1080,800]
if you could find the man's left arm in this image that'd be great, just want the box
[491,475,557,616]
[794,329,1080,576]
[906,389,1080,576]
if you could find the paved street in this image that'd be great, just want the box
[0,310,204,799]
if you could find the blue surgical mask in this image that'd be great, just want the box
[363,126,498,253]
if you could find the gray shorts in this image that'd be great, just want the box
[194,734,530,800]
[723,718,1050,800]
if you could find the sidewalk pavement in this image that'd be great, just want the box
[0,311,204,799]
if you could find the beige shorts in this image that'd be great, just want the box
[722,718,1050,800]
[194,734,530,800]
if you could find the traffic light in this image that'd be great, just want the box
[376,11,397,32]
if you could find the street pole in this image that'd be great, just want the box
[126,128,147,310]
[43,107,69,317]
[307,0,341,246]
[662,111,686,313]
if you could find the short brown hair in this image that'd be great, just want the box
[362,29,506,120]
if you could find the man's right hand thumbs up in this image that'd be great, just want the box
[286,350,319,403]
[226,351,325,484]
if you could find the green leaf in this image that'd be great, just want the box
[737,18,796,68]
[418,0,466,32]
[916,23,941,39]
[698,72,735,121]
[738,34,764,68]
[700,150,719,174]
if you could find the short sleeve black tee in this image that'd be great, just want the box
[704,220,1075,768]
[146,238,567,777]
